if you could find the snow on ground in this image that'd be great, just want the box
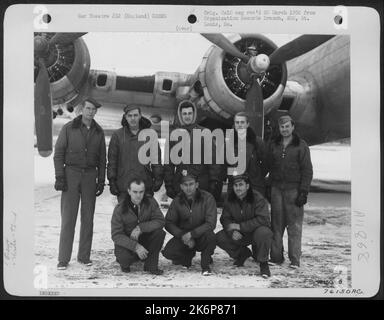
[34,145,351,290]
[35,185,350,289]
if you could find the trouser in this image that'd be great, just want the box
[270,186,304,265]
[114,229,166,271]
[216,226,272,263]
[58,166,97,263]
[162,231,216,269]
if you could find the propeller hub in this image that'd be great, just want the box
[248,54,270,74]
[34,36,49,58]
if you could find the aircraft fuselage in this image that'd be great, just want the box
[283,35,350,145]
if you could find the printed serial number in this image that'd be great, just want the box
[188,304,236,315]
[323,288,363,295]
[39,290,60,296]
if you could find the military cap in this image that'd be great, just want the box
[278,115,294,125]
[229,172,249,184]
[180,169,198,183]
[84,97,101,108]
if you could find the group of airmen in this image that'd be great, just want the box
[53,97,313,278]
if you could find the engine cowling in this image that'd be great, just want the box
[198,34,287,119]
[34,33,90,108]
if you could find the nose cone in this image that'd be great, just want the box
[249,54,270,74]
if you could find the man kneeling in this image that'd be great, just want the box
[162,170,217,276]
[111,178,165,275]
[216,173,272,278]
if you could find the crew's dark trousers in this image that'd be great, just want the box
[270,186,304,265]
[216,226,272,263]
[58,167,97,264]
[162,231,216,269]
[114,229,166,271]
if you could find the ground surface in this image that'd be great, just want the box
[35,186,350,289]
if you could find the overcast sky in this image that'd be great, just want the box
[82,33,300,75]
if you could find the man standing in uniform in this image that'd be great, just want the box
[266,115,313,268]
[107,105,163,202]
[162,170,217,275]
[111,178,165,275]
[226,111,267,196]
[164,100,222,201]
[216,173,272,278]
[54,98,106,270]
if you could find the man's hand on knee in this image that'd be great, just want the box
[232,230,243,241]
[135,244,148,260]
[186,238,195,249]
[181,232,192,245]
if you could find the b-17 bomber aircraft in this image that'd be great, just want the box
[34,32,350,157]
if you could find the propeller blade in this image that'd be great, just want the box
[245,79,264,138]
[269,35,335,64]
[34,58,53,157]
[49,32,87,46]
[201,33,249,63]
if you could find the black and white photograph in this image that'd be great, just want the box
[3,5,381,297]
[33,31,352,289]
